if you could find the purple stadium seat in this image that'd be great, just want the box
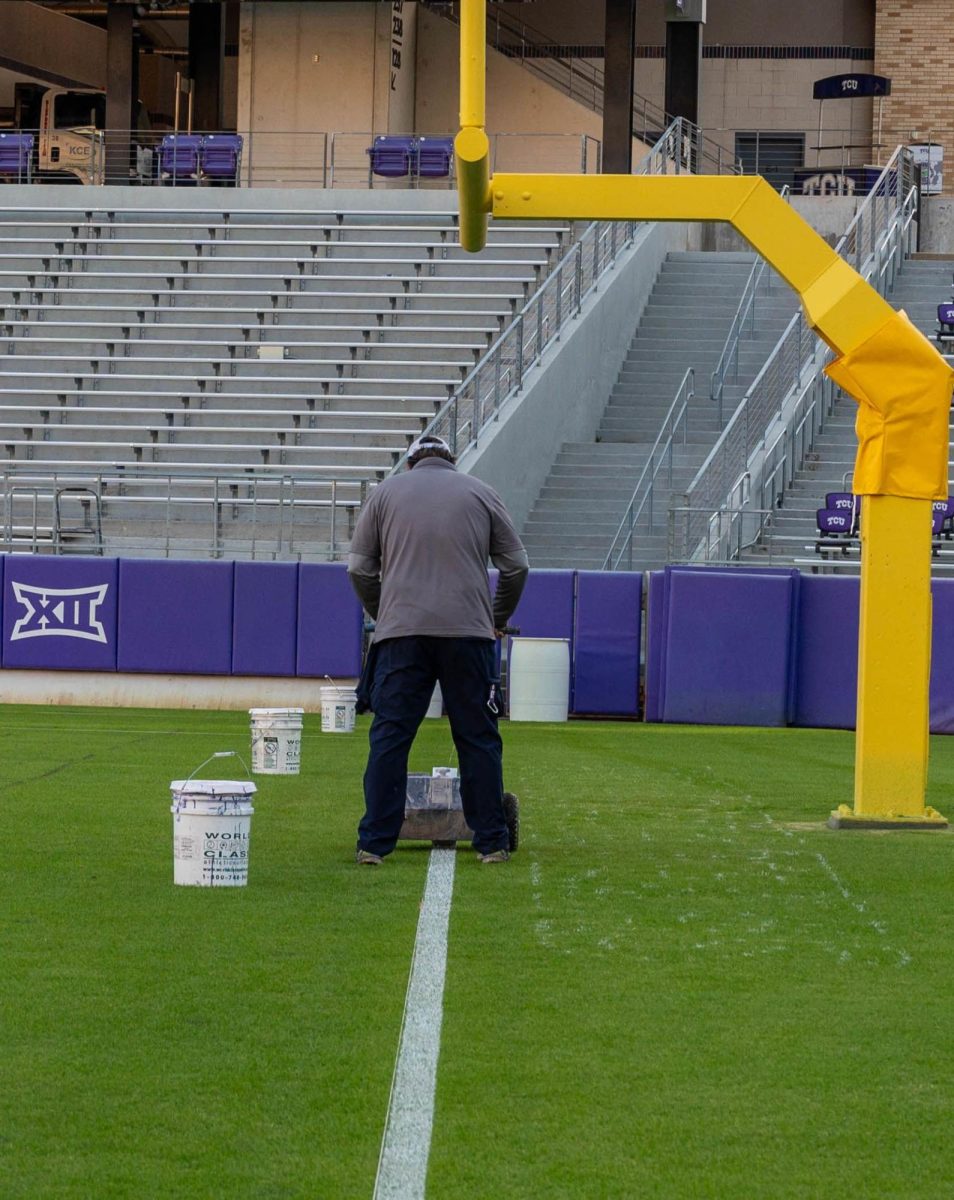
[824,492,859,525]
[416,137,454,179]
[199,134,243,184]
[933,497,954,539]
[0,132,33,183]
[368,135,416,179]
[937,303,954,348]
[158,134,201,184]
[816,509,854,535]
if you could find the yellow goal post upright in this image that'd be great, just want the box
[454,0,954,828]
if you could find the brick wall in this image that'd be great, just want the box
[876,0,954,193]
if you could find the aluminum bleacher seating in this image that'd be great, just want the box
[0,201,568,558]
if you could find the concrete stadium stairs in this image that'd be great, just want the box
[739,255,954,570]
[519,250,798,570]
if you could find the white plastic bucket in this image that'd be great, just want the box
[249,707,304,775]
[170,779,256,887]
[425,683,443,718]
[508,637,571,722]
[320,686,357,733]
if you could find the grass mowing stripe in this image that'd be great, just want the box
[374,848,456,1200]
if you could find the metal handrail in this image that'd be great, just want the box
[389,118,715,475]
[602,368,694,571]
[672,145,917,564]
[709,186,790,421]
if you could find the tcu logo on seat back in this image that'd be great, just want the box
[10,581,109,644]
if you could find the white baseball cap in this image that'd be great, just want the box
[407,434,452,461]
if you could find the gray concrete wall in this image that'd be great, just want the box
[460,221,703,528]
[917,198,954,255]
[489,0,873,46]
[703,195,860,252]
[0,2,106,94]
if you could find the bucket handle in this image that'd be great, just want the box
[323,673,352,698]
[185,749,252,785]
[173,752,252,820]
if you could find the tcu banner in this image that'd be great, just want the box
[1,557,118,670]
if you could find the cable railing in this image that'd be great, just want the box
[601,369,694,571]
[390,117,716,473]
[669,146,919,565]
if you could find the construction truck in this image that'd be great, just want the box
[13,83,153,184]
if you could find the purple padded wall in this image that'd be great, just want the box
[930,579,954,734]
[117,560,234,674]
[232,561,299,677]
[644,571,669,722]
[2,555,118,671]
[654,568,798,726]
[297,563,363,677]
[573,571,641,715]
[793,575,858,729]
[509,569,575,637]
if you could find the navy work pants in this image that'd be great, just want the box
[357,636,509,857]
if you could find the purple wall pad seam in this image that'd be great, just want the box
[2,554,119,672]
[117,559,235,675]
[644,570,670,723]
[572,571,641,716]
[232,561,300,677]
[296,562,364,678]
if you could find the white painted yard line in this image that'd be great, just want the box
[373,847,456,1200]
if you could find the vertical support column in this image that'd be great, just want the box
[189,0,225,130]
[829,494,946,828]
[105,1,135,186]
[602,0,637,174]
[664,0,705,126]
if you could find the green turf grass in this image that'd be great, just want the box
[431,723,954,1199]
[4,709,954,1197]
[1,706,433,1199]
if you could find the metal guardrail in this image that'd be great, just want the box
[391,117,729,475]
[0,466,365,561]
[3,127,601,190]
[709,187,790,422]
[669,145,918,565]
[602,369,694,571]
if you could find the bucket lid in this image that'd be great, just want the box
[320,686,356,696]
[249,707,304,717]
[170,779,257,796]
